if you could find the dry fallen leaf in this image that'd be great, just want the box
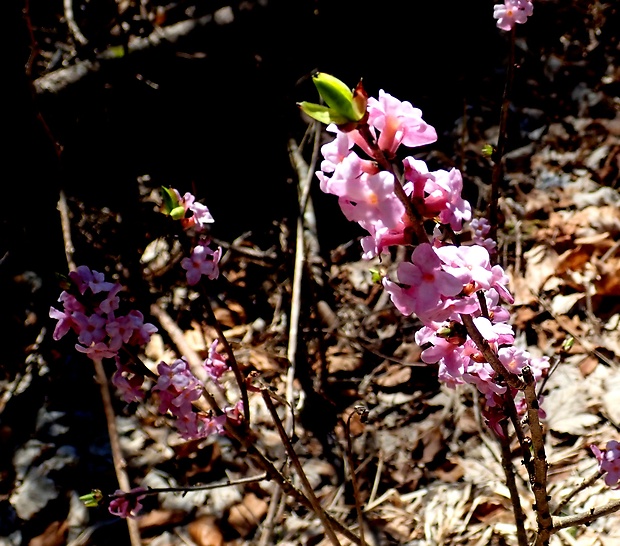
[188,514,225,546]
[227,493,268,538]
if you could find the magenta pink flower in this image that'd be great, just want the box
[423,168,472,230]
[470,218,497,253]
[384,243,463,321]
[498,346,531,375]
[112,359,145,403]
[75,341,117,360]
[181,242,222,286]
[591,441,620,489]
[108,488,147,518]
[68,265,116,295]
[204,340,229,386]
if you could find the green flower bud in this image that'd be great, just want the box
[481,144,495,157]
[297,73,367,128]
[80,489,103,508]
[297,101,351,126]
[160,187,181,216]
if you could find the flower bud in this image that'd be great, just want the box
[80,489,103,508]
[298,73,368,129]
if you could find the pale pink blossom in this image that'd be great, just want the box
[367,90,437,155]
[337,171,406,229]
[493,0,534,31]
[181,242,222,286]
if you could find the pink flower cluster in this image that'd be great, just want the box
[170,188,215,232]
[49,266,158,400]
[591,441,620,489]
[153,357,225,439]
[153,348,243,440]
[181,240,222,286]
[168,188,223,286]
[315,87,549,432]
[493,0,534,31]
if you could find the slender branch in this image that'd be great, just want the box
[344,408,367,546]
[93,359,142,546]
[552,469,604,516]
[460,314,525,391]
[551,497,620,533]
[63,0,88,45]
[225,422,360,545]
[522,368,552,546]
[111,473,267,499]
[498,419,528,546]
[286,126,322,436]
[261,390,343,546]
[197,285,250,422]
[489,26,516,245]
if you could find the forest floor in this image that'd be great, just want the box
[2,0,620,545]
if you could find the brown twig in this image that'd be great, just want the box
[499,419,528,546]
[225,421,361,545]
[93,358,142,546]
[261,390,343,546]
[522,368,553,546]
[343,408,368,546]
[460,314,525,391]
[488,26,516,247]
[552,469,604,516]
[197,285,250,422]
[551,497,620,533]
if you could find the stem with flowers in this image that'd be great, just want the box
[295,3,620,541]
[48,1,620,544]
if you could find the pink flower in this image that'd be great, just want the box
[181,242,222,286]
[337,171,406,229]
[108,488,147,518]
[498,346,531,375]
[319,126,355,174]
[435,244,494,290]
[169,189,215,231]
[384,243,463,321]
[367,90,437,155]
[493,0,533,31]
[423,168,472,230]
[49,305,76,340]
[124,310,158,347]
[470,218,497,253]
[75,341,117,360]
[591,441,620,489]
[112,359,145,403]
[204,340,229,386]
[73,312,107,346]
